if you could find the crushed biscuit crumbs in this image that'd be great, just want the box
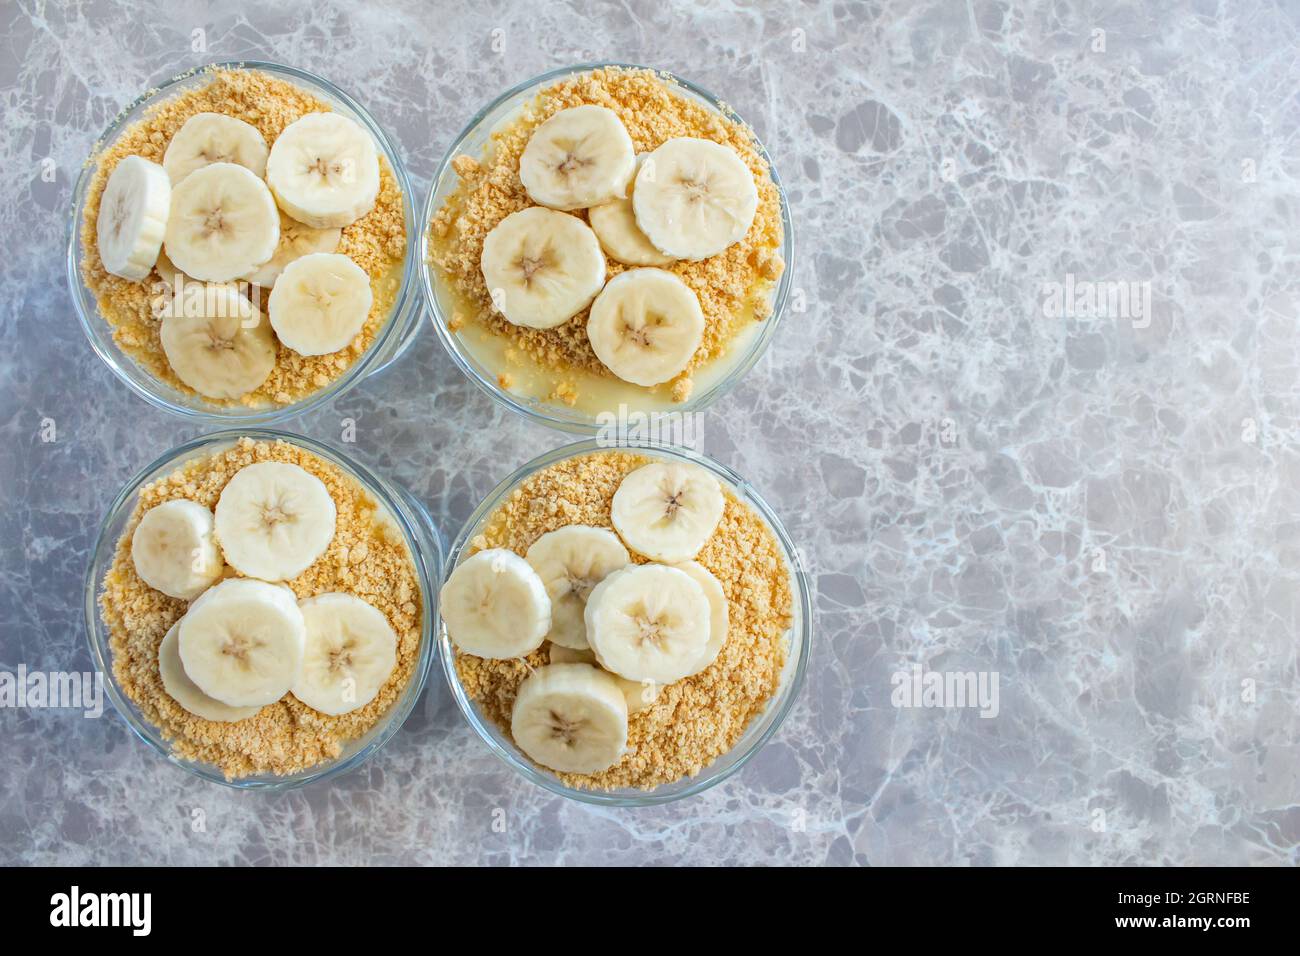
[428,67,785,403]
[80,68,408,408]
[453,451,793,791]
[99,438,424,779]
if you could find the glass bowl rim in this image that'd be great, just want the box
[82,426,443,791]
[437,437,813,806]
[418,61,796,435]
[67,59,422,426]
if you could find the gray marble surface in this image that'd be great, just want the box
[2,0,1298,866]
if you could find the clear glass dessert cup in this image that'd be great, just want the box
[438,439,812,805]
[69,61,422,425]
[84,428,443,790]
[420,63,795,434]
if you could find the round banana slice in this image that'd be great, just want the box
[178,578,307,708]
[673,560,729,676]
[291,593,398,716]
[519,105,636,211]
[265,112,380,229]
[587,155,675,267]
[97,155,171,281]
[511,663,629,774]
[130,499,224,600]
[586,268,704,387]
[525,525,629,649]
[158,621,262,722]
[214,461,337,582]
[480,207,606,329]
[268,252,372,356]
[244,210,342,288]
[164,162,280,282]
[440,548,551,659]
[163,112,269,185]
[584,564,711,685]
[549,644,661,714]
[610,461,724,562]
[632,137,758,260]
[159,284,276,400]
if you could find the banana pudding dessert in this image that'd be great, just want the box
[99,438,423,778]
[428,67,785,412]
[81,68,406,408]
[442,452,793,791]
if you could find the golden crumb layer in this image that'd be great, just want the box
[99,438,423,778]
[453,452,793,791]
[428,67,784,402]
[80,68,407,408]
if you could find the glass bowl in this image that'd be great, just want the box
[438,439,812,805]
[68,61,423,425]
[83,428,443,790]
[419,63,795,434]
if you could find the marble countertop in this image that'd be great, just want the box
[2,0,1297,866]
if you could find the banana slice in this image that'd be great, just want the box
[267,252,372,356]
[673,560,729,675]
[130,499,224,600]
[632,137,758,260]
[549,644,661,714]
[586,268,704,387]
[178,578,306,707]
[519,105,636,211]
[291,593,398,716]
[525,526,629,649]
[547,643,596,665]
[265,112,380,229]
[510,663,629,774]
[158,621,262,722]
[244,211,341,288]
[618,675,663,714]
[590,198,672,267]
[214,461,337,582]
[587,155,675,267]
[440,548,551,659]
[611,461,724,562]
[480,207,606,329]
[96,156,171,281]
[158,284,276,399]
[164,162,280,282]
[149,250,183,318]
[163,112,269,185]
[153,248,182,287]
[584,564,710,684]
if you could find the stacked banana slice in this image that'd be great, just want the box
[130,459,400,722]
[96,107,384,400]
[441,461,730,775]
[477,104,760,390]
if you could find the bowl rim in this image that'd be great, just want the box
[83,427,444,791]
[419,61,796,435]
[437,437,813,806]
[68,59,422,426]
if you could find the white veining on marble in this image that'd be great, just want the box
[0,0,1297,866]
